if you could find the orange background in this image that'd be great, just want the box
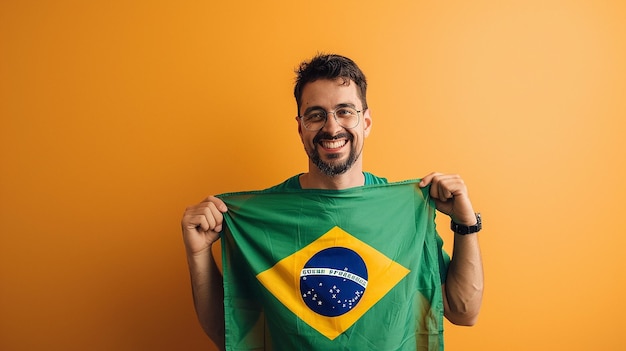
[1,1,625,350]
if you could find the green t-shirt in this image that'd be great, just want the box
[267,172,389,191]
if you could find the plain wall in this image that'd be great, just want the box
[1,1,625,350]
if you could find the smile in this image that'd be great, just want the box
[320,139,347,149]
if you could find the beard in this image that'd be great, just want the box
[307,131,362,177]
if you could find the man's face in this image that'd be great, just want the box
[297,78,372,176]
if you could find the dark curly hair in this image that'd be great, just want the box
[294,53,368,115]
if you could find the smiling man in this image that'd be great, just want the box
[181,54,484,351]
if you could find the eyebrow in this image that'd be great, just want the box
[302,103,358,115]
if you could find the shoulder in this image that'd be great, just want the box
[363,172,388,185]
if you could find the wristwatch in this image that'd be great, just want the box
[450,213,482,235]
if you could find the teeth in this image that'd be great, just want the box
[321,140,346,149]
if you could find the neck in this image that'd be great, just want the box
[299,163,365,190]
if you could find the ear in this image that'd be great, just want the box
[362,109,372,137]
[295,116,304,140]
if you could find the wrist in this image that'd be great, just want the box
[451,213,482,235]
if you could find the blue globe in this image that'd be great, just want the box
[299,247,368,317]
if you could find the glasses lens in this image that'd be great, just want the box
[302,111,326,131]
[335,107,360,129]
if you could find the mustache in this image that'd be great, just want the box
[313,132,353,145]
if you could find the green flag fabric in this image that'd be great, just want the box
[218,180,446,351]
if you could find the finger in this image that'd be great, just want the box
[183,201,223,231]
[428,174,460,200]
[437,180,454,200]
[194,214,212,233]
[419,172,442,187]
[182,209,210,233]
[206,201,225,232]
[203,195,228,213]
[190,202,220,232]
[432,180,454,201]
[440,175,466,198]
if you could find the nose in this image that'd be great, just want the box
[321,112,343,134]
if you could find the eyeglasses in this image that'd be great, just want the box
[298,106,362,131]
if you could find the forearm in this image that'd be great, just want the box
[443,233,484,326]
[187,246,225,349]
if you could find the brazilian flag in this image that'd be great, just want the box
[218,180,446,351]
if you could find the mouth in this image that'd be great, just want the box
[320,139,348,150]
[314,132,351,152]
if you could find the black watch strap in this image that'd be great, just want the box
[450,213,482,235]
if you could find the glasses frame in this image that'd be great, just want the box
[297,107,362,131]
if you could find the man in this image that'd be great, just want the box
[182,54,484,350]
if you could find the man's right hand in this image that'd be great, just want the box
[181,196,228,256]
